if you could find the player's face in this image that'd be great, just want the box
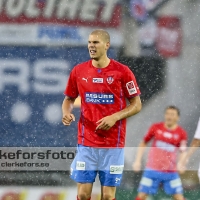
[88,34,110,60]
[164,109,179,127]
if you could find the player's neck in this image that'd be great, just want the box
[164,123,178,130]
[92,56,110,68]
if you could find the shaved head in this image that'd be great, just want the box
[90,29,110,43]
[88,29,110,61]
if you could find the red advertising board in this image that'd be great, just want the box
[0,0,121,27]
[156,16,182,58]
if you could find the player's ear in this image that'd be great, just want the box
[105,42,110,50]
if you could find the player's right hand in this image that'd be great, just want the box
[62,113,75,126]
[132,161,141,172]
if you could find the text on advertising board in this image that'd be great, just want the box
[0,0,121,27]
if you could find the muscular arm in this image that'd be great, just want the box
[177,150,187,173]
[96,95,142,130]
[183,139,200,163]
[178,139,200,173]
[113,95,142,121]
[62,96,76,126]
[133,141,147,172]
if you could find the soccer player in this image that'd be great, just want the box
[178,117,200,181]
[62,29,142,200]
[133,106,187,200]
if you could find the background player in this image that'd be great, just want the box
[178,117,200,181]
[62,29,142,200]
[133,106,187,200]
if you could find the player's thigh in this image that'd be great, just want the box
[101,185,116,200]
[163,173,183,195]
[77,183,93,199]
[198,168,200,182]
[173,193,185,200]
[138,170,160,195]
[98,148,124,187]
[71,145,98,183]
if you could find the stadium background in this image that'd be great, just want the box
[0,0,200,199]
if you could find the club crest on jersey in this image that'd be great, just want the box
[107,76,114,84]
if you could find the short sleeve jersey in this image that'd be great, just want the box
[144,122,187,172]
[64,59,141,147]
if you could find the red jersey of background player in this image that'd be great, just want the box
[144,122,187,172]
[64,59,141,147]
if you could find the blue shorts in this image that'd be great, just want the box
[138,169,183,195]
[70,145,124,187]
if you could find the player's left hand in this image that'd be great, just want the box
[177,162,186,174]
[96,115,118,131]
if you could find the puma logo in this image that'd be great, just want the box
[82,78,88,82]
